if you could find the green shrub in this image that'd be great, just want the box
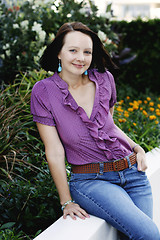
[0,70,62,237]
[112,19,160,93]
[0,0,118,84]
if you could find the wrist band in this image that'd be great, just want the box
[61,200,75,211]
[132,144,139,152]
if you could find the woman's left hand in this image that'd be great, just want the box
[136,151,148,172]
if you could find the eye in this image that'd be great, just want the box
[69,49,76,53]
[84,50,92,55]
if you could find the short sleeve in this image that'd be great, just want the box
[106,71,117,108]
[30,81,56,126]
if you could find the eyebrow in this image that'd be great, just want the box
[68,46,92,50]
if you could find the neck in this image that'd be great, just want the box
[59,71,87,89]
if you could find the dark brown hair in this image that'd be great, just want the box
[40,22,118,74]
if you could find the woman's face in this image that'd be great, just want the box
[58,31,93,76]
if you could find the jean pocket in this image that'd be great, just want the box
[131,163,138,170]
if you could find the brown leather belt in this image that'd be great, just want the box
[71,152,137,173]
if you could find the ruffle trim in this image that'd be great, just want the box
[53,71,127,161]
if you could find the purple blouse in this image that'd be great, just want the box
[31,69,132,165]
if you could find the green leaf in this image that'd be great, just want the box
[0,222,16,230]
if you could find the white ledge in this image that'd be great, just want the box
[34,148,160,240]
[34,215,117,240]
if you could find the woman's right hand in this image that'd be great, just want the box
[63,202,90,220]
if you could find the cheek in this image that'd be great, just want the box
[87,55,92,65]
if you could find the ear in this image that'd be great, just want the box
[58,53,61,60]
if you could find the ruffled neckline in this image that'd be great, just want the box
[52,70,128,161]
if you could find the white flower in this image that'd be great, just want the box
[16,55,20,60]
[54,0,59,7]
[3,43,10,50]
[13,39,17,44]
[20,20,29,30]
[32,21,42,33]
[37,30,46,43]
[13,23,19,29]
[6,50,11,57]
[100,12,112,19]
[98,30,106,42]
[51,5,58,13]
[79,8,86,15]
[0,54,5,59]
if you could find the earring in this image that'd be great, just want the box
[84,70,88,75]
[58,60,62,72]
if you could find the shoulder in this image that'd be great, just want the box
[90,69,115,85]
[32,74,57,95]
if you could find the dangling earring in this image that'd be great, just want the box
[58,59,62,72]
[84,70,88,75]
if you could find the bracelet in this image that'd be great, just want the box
[61,200,75,211]
[132,144,139,152]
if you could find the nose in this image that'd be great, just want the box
[76,51,84,61]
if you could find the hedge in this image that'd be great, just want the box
[112,19,160,93]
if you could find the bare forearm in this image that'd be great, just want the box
[46,152,72,205]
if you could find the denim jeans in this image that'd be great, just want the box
[69,162,160,240]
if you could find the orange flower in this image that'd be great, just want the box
[144,100,148,104]
[118,119,123,123]
[118,118,126,123]
[119,100,124,105]
[129,102,134,106]
[155,120,159,124]
[124,112,129,118]
[149,115,156,120]
[126,96,130,100]
[149,107,154,112]
[117,106,123,112]
[13,5,20,11]
[8,8,13,12]
[143,110,148,116]
[133,123,137,126]
[149,102,154,106]
[146,97,151,101]
[128,108,133,112]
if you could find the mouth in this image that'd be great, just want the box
[72,63,84,69]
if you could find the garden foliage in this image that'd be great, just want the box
[113,19,160,93]
[0,0,118,84]
[0,70,160,238]
[0,0,160,239]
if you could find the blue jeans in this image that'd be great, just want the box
[69,163,160,240]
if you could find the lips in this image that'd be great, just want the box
[72,63,84,68]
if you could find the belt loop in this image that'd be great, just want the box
[99,162,104,175]
[125,155,132,168]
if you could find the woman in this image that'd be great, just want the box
[31,22,160,239]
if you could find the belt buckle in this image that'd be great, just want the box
[113,159,120,171]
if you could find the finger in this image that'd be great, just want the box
[79,208,90,218]
[141,160,148,171]
[137,160,142,171]
[69,212,77,220]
